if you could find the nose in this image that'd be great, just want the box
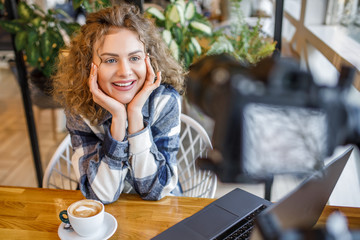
[116,59,132,77]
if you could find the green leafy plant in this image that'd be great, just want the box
[145,0,213,69]
[146,0,275,69]
[207,0,276,64]
[0,2,80,78]
[73,0,111,13]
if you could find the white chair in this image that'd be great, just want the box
[177,114,217,198]
[43,114,218,197]
[42,134,78,190]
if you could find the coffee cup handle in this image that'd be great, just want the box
[59,210,70,224]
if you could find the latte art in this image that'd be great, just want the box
[69,200,103,218]
[74,205,99,217]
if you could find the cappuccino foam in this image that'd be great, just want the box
[69,200,103,218]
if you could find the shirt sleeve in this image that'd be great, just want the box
[66,112,131,204]
[128,88,181,200]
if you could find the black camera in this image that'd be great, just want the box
[186,54,359,183]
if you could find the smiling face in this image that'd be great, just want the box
[93,27,147,105]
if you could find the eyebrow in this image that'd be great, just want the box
[100,50,144,57]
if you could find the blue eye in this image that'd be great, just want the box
[105,58,117,64]
[130,56,141,62]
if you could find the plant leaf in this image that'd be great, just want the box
[17,2,34,21]
[26,44,40,67]
[184,1,196,20]
[175,3,185,25]
[183,51,192,69]
[162,29,173,46]
[167,4,180,23]
[169,40,179,61]
[190,37,201,55]
[165,17,173,30]
[30,17,42,28]
[171,26,183,45]
[207,36,235,56]
[15,31,28,51]
[0,20,22,34]
[40,31,52,60]
[146,7,165,21]
[190,21,212,35]
[28,29,38,47]
[49,27,65,47]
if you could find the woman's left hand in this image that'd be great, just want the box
[128,55,161,113]
[127,55,161,134]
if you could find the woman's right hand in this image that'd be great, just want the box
[89,63,127,141]
[88,63,126,116]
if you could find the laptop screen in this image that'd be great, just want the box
[251,146,353,238]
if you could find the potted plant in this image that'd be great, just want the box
[145,0,275,69]
[0,0,111,96]
[0,1,81,95]
[206,0,276,64]
[145,0,214,69]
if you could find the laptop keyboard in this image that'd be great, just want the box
[214,205,268,240]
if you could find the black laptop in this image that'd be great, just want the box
[152,146,354,240]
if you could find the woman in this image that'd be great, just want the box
[53,4,185,203]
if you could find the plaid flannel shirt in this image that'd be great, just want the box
[66,85,181,203]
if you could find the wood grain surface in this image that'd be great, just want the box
[0,186,359,239]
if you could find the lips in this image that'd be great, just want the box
[112,80,136,91]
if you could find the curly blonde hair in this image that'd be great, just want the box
[52,4,185,124]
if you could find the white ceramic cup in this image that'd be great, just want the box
[59,199,104,237]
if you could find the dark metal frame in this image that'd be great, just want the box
[4,0,43,187]
[273,0,284,58]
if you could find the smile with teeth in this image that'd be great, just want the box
[113,81,134,87]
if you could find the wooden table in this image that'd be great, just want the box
[0,186,360,239]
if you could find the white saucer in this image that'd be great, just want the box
[58,212,117,240]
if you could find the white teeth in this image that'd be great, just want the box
[114,82,133,87]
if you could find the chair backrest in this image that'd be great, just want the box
[177,114,217,198]
[42,134,78,190]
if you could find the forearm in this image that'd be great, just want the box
[126,85,181,200]
[67,115,130,203]
[128,126,179,200]
[127,107,144,135]
[74,148,129,203]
